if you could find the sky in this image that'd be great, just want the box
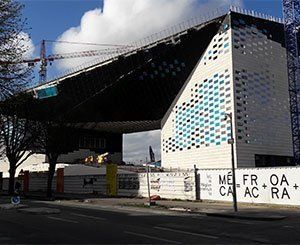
[19,0,283,163]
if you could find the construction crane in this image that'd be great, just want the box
[0,39,133,83]
[283,0,300,165]
[38,40,133,83]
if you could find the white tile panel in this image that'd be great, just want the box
[161,15,293,169]
[162,23,235,170]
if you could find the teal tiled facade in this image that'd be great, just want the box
[163,69,232,153]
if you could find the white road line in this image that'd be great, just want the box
[124,231,181,244]
[154,226,219,239]
[69,212,107,221]
[47,216,79,224]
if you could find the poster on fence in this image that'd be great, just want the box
[138,172,196,200]
[199,167,300,205]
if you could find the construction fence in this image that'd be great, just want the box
[0,167,196,200]
[1,166,300,205]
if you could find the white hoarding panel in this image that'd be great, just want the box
[137,172,195,200]
[199,167,300,205]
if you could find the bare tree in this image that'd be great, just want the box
[0,0,32,99]
[0,97,74,197]
[0,0,33,193]
[38,122,75,198]
[0,96,41,194]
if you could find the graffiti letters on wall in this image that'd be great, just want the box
[118,175,140,190]
[83,177,97,188]
[137,172,195,200]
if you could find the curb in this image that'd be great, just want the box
[203,212,286,221]
[22,194,107,201]
[24,195,55,201]
[0,204,28,210]
[162,205,287,221]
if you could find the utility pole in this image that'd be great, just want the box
[146,164,151,206]
[194,165,200,200]
[225,112,238,212]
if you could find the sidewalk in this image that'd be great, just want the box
[0,191,105,201]
[2,191,299,220]
[57,197,300,221]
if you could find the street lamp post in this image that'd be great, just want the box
[146,164,156,206]
[225,112,238,212]
[146,164,151,205]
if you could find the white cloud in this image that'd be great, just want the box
[54,0,244,163]
[123,130,161,164]
[19,32,35,59]
[53,0,243,70]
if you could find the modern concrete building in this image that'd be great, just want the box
[161,11,294,169]
[23,9,230,164]
[12,8,294,169]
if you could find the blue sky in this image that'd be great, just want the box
[22,0,282,59]
[20,0,284,82]
[22,0,103,46]
[19,0,283,162]
[21,0,104,79]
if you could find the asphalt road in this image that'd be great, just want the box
[0,199,300,244]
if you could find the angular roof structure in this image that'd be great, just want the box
[27,7,283,133]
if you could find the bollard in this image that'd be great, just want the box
[0,172,2,192]
[56,168,64,194]
[23,171,29,194]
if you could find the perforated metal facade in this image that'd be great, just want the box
[161,13,294,169]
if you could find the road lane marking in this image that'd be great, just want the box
[154,226,218,239]
[124,231,181,244]
[69,212,107,221]
[47,216,79,224]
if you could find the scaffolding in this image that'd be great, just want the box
[283,0,300,165]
